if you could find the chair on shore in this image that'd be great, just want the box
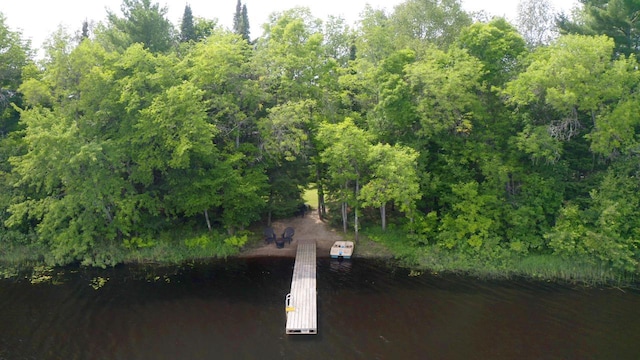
[282,227,295,244]
[263,227,276,244]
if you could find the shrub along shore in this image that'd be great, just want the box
[3,227,634,287]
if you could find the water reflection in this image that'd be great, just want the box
[329,258,352,273]
[0,258,639,359]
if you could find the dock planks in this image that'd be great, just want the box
[285,240,317,334]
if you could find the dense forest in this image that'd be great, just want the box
[1,0,639,281]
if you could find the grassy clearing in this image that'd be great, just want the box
[303,187,319,209]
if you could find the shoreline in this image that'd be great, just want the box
[1,208,635,287]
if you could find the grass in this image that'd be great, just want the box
[303,187,319,209]
[511,254,634,286]
[358,226,637,286]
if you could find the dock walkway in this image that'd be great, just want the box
[285,240,317,334]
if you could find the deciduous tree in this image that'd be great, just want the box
[360,143,421,230]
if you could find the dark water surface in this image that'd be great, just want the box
[1,258,639,360]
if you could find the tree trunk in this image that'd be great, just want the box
[316,167,326,220]
[381,204,386,231]
[342,181,348,233]
[341,201,348,233]
[204,209,212,232]
[267,190,273,226]
[354,177,359,242]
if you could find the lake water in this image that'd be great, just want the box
[1,258,639,359]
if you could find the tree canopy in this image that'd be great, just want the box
[2,1,640,278]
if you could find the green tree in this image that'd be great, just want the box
[184,30,259,148]
[233,0,250,42]
[254,8,324,104]
[81,19,90,40]
[360,143,421,230]
[180,4,196,42]
[558,0,640,57]
[324,16,354,67]
[259,100,313,163]
[318,118,370,236]
[390,0,472,52]
[103,0,174,53]
[406,47,484,139]
[457,18,527,87]
[503,35,635,161]
[369,49,417,144]
[354,6,394,64]
[0,13,32,245]
[437,181,501,255]
[547,162,640,272]
[193,17,218,42]
[0,13,30,134]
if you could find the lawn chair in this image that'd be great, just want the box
[282,227,294,244]
[263,227,276,244]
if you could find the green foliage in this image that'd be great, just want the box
[406,46,484,138]
[224,233,249,248]
[259,100,313,162]
[457,18,526,86]
[218,157,268,234]
[437,181,501,255]
[254,8,325,103]
[123,236,155,249]
[192,17,219,42]
[318,118,370,196]
[390,0,472,51]
[558,0,640,57]
[547,164,640,273]
[179,5,196,43]
[3,2,640,282]
[136,82,215,171]
[103,0,174,53]
[354,6,394,64]
[504,35,618,114]
[369,49,417,143]
[359,143,421,228]
[233,0,250,42]
[184,231,247,256]
[0,13,30,134]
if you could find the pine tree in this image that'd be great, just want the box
[81,19,90,40]
[233,0,250,42]
[241,4,250,41]
[233,0,242,34]
[180,4,196,42]
[105,0,174,53]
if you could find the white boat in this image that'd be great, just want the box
[330,241,354,259]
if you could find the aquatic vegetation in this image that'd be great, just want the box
[29,266,53,284]
[90,277,109,290]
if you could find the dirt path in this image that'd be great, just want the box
[239,209,344,258]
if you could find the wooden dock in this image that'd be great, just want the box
[285,240,317,335]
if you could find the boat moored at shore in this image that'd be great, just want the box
[330,241,354,259]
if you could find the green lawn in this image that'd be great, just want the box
[303,187,318,209]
